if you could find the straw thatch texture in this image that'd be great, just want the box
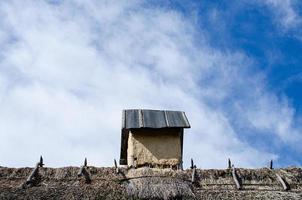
[1,166,302,200]
[126,167,195,200]
[0,166,128,200]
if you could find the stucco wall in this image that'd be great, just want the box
[127,129,182,167]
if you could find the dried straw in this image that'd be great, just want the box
[126,167,195,200]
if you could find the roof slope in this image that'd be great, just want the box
[122,109,190,129]
[1,167,302,200]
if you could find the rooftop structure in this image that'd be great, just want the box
[119,109,190,168]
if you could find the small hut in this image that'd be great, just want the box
[119,109,190,169]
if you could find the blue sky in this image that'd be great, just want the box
[174,0,302,110]
[157,0,302,166]
[0,0,301,168]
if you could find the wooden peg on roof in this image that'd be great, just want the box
[84,158,87,167]
[231,165,242,190]
[269,160,273,169]
[23,156,44,187]
[39,156,44,167]
[276,173,290,191]
[114,159,119,174]
[191,167,196,183]
[228,158,231,169]
[78,158,91,183]
[190,158,196,169]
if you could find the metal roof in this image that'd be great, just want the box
[122,109,190,129]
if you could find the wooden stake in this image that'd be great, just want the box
[78,166,91,183]
[39,156,44,167]
[24,156,44,186]
[276,173,290,191]
[77,158,91,183]
[232,166,242,190]
[228,158,231,169]
[26,163,39,184]
[84,158,87,167]
[269,160,273,169]
[114,159,119,174]
[190,158,194,169]
[191,167,196,183]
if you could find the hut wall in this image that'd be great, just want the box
[127,128,182,167]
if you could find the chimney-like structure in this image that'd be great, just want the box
[119,109,190,169]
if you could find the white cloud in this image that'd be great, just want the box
[0,0,300,168]
[262,0,301,29]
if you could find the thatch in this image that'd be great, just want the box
[0,167,128,200]
[0,166,302,200]
[125,168,195,200]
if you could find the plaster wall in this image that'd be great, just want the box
[127,129,182,167]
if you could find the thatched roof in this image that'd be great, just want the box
[0,166,302,200]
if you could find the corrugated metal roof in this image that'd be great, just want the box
[122,109,190,129]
